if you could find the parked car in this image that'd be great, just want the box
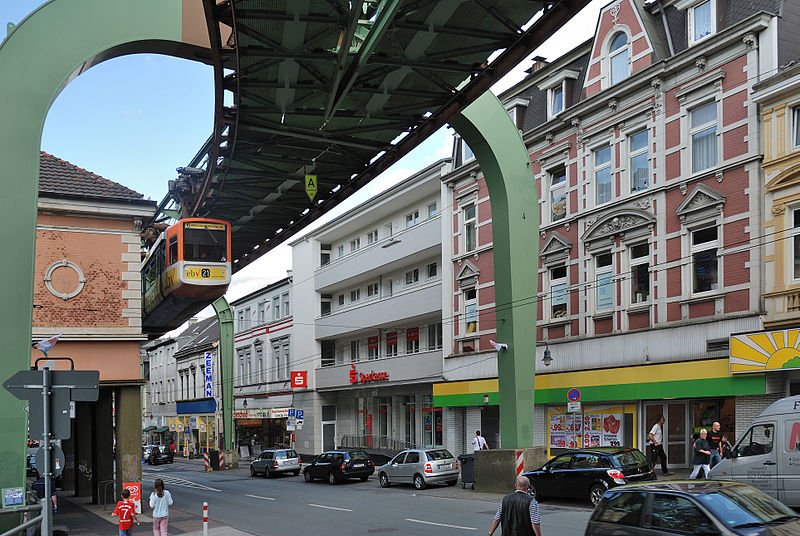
[377,448,459,490]
[710,395,800,507]
[303,450,374,484]
[250,448,301,477]
[585,480,800,535]
[147,445,174,465]
[523,448,655,506]
[26,454,38,478]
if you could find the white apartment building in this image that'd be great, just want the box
[291,159,450,454]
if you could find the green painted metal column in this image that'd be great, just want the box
[0,0,188,523]
[450,91,539,449]
[212,297,234,451]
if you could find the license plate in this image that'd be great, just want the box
[440,463,452,470]
[353,463,364,468]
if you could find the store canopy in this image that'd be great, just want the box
[155,426,169,433]
[142,426,156,432]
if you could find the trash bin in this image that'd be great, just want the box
[209,450,220,471]
[458,454,475,489]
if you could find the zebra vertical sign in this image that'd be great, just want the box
[204,352,214,398]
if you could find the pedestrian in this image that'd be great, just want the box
[472,430,489,452]
[721,434,733,459]
[488,475,541,536]
[690,429,713,479]
[149,478,173,536]
[647,415,673,476]
[32,476,57,514]
[111,488,138,536]
[707,422,723,468]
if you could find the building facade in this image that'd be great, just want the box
[434,0,800,466]
[291,160,449,454]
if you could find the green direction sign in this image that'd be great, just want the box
[305,174,317,201]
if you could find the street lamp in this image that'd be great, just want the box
[542,343,552,367]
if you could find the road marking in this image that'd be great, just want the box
[405,518,477,531]
[245,494,276,501]
[308,503,353,512]
[142,472,221,492]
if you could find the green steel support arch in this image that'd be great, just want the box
[212,297,234,452]
[451,91,539,449]
[0,0,202,522]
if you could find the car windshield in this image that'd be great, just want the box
[426,449,454,461]
[613,450,647,467]
[349,451,370,461]
[695,485,798,528]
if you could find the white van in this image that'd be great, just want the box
[709,395,800,506]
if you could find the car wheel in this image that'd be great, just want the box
[293,470,300,476]
[446,480,457,487]
[265,468,272,479]
[250,466,256,477]
[360,475,369,482]
[379,472,390,488]
[304,470,313,483]
[413,474,427,490]
[589,483,606,506]
[328,472,337,485]
[529,484,540,500]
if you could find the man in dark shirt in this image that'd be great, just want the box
[707,421,723,468]
[488,475,541,536]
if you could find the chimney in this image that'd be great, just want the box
[526,56,549,74]
[188,317,198,326]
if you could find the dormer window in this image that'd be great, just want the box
[552,86,564,116]
[689,0,715,44]
[609,32,629,85]
[538,70,578,120]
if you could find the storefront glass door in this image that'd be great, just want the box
[644,402,688,468]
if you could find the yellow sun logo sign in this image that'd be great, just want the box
[730,329,800,373]
[305,174,317,201]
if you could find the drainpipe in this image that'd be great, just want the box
[657,1,675,56]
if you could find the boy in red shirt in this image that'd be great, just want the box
[112,488,138,536]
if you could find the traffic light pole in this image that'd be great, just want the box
[40,367,52,536]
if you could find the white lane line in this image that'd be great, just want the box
[307,503,353,512]
[405,518,477,531]
[245,494,276,501]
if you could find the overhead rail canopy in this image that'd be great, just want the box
[183,0,590,271]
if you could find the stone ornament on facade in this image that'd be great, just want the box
[742,33,757,49]
[608,98,618,112]
[582,209,655,245]
[772,205,786,216]
[651,77,664,116]
[695,56,707,71]
[610,2,621,25]
[44,259,86,300]
[456,261,479,289]
[675,183,726,222]
[540,232,572,265]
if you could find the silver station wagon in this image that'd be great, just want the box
[250,448,301,478]
[378,448,459,490]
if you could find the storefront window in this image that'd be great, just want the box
[421,395,442,447]
[404,396,416,445]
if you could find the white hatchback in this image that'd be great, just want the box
[377,448,459,490]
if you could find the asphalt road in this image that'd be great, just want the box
[141,459,592,535]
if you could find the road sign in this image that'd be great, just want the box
[295,418,304,430]
[305,174,317,201]
[288,408,295,417]
[567,402,581,414]
[567,388,581,402]
[286,417,296,431]
[35,445,65,477]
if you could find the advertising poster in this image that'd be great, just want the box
[566,414,583,449]
[583,414,603,448]
[549,414,566,449]
[548,404,630,452]
[123,481,142,514]
[601,414,623,447]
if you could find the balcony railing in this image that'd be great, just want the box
[787,291,800,312]
[339,434,418,452]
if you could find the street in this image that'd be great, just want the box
[139,459,593,535]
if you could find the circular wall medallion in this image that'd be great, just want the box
[44,259,86,300]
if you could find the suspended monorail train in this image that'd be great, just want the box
[142,218,231,333]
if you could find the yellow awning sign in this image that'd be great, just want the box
[305,174,317,201]
[730,329,800,373]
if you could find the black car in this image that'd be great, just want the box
[523,448,655,505]
[147,445,174,465]
[303,450,375,485]
[585,481,800,535]
[26,454,38,478]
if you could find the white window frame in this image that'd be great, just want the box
[792,209,800,281]
[793,107,800,149]
[257,301,266,324]
[427,262,438,279]
[337,294,345,306]
[689,100,719,174]
[548,165,568,223]
[337,244,344,257]
[463,202,477,252]
[406,329,420,354]
[349,340,360,363]
[405,210,420,228]
[549,84,564,119]
[594,252,614,313]
[366,229,378,244]
[272,297,280,320]
[350,288,361,302]
[628,129,649,192]
[463,288,478,334]
[282,292,290,317]
[427,202,439,218]
[689,224,720,295]
[405,269,419,285]
[687,0,716,45]
[608,31,630,86]
[629,243,650,304]
[427,323,443,350]
[367,282,379,297]
[549,265,568,320]
[462,139,475,164]
[350,237,361,252]
[593,143,613,206]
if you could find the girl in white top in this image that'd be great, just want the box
[149,478,173,536]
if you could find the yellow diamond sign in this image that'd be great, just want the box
[305,174,317,201]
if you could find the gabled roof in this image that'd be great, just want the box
[39,152,148,202]
[174,316,220,358]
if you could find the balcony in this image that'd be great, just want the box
[315,349,443,390]
[315,216,441,291]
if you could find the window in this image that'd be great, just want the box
[337,244,344,257]
[593,491,645,526]
[737,424,774,457]
[427,202,438,218]
[794,107,800,148]
[405,210,419,228]
[689,0,715,44]
[463,203,477,252]
[257,301,266,324]
[350,237,360,252]
[629,130,649,192]
[550,266,568,319]
[793,209,800,279]
[349,340,360,362]
[595,253,614,312]
[427,263,438,278]
[384,222,393,237]
[691,101,718,173]
[406,327,420,354]
[651,494,715,533]
[282,292,290,317]
[464,288,477,333]
[691,226,719,293]
[405,269,419,285]
[237,309,245,331]
[462,140,475,163]
[338,294,345,306]
[427,323,443,350]
[594,145,612,205]
[321,340,335,367]
[630,244,650,304]
[255,344,264,382]
[549,166,567,222]
[609,32,629,85]
[551,85,564,116]
[366,229,378,244]
[367,337,379,359]
[320,244,331,266]
[273,340,289,381]
[272,297,280,320]
[385,332,398,357]
[350,288,361,302]
[367,283,378,297]
[320,294,331,316]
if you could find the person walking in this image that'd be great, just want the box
[472,430,489,452]
[648,415,673,476]
[149,478,173,536]
[112,488,138,536]
[707,422,723,468]
[488,475,541,536]
[690,429,712,479]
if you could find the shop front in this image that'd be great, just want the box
[434,358,767,466]
[233,406,291,457]
[175,399,219,456]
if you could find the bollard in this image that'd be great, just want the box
[203,501,208,536]
[219,451,225,470]
[515,450,524,477]
[204,451,210,472]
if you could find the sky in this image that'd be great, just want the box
[1,0,606,319]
